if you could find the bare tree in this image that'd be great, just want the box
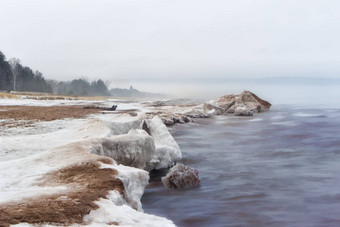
[8,58,21,91]
[105,80,111,89]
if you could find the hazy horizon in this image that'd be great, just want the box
[1,0,339,104]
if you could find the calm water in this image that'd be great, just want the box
[141,105,340,227]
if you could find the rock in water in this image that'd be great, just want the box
[203,90,271,116]
[161,164,200,189]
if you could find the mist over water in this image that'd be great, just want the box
[140,78,340,226]
[122,79,340,108]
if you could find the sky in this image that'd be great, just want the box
[1,0,340,100]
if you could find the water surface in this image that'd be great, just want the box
[142,105,340,227]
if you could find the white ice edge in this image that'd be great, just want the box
[1,98,182,226]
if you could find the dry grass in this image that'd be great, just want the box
[0,160,124,226]
[0,92,19,99]
[2,91,143,102]
[9,91,109,101]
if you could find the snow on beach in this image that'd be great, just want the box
[0,97,179,226]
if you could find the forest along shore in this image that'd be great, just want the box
[0,91,271,226]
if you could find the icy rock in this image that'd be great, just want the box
[234,105,254,116]
[93,129,155,169]
[204,91,271,115]
[162,117,175,126]
[183,106,210,118]
[141,116,182,170]
[203,94,235,115]
[161,164,200,189]
[160,114,189,126]
[181,115,190,123]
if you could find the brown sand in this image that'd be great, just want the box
[0,159,124,227]
[0,105,101,122]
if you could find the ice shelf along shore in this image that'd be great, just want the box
[0,91,271,226]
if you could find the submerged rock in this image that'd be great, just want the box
[161,164,200,189]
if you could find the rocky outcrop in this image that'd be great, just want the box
[161,164,200,189]
[204,91,271,116]
[183,105,210,118]
[142,91,270,127]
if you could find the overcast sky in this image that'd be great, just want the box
[1,0,339,86]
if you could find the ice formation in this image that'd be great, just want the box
[104,114,144,135]
[142,116,182,170]
[82,192,176,227]
[93,130,156,170]
[0,99,179,226]
[89,115,182,171]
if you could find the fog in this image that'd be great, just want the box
[1,0,340,105]
[115,79,338,108]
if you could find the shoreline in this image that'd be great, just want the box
[0,91,271,226]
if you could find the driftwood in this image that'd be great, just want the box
[83,105,117,111]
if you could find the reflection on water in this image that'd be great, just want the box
[141,105,340,227]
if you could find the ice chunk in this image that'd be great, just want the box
[104,114,144,135]
[142,116,182,170]
[114,164,149,211]
[93,130,155,171]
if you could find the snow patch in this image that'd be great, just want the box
[82,192,176,227]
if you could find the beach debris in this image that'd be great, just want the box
[129,112,138,116]
[84,104,117,111]
[161,164,200,189]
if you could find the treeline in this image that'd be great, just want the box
[110,86,168,98]
[0,51,52,93]
[0,51,109,96]
[47,78,109,96]
[1,50,167,97]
